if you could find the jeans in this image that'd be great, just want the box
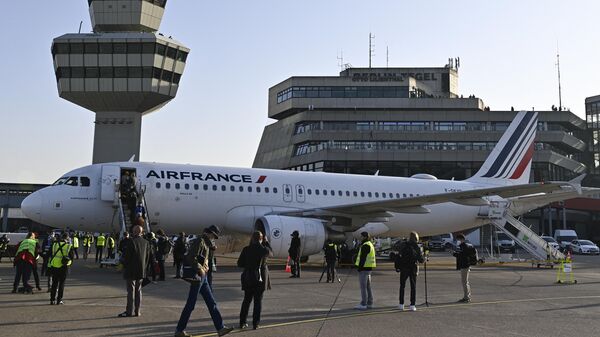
[399,268,417,305]
[73,248,79,259]
[291,257,301,277]
[126,279,142,315]
[176,276,224,333]
[174,257,183,278]
[240,289,264,327]
[460,268,471,300]
[50,266,68,301]
[96,246,104,262]
[13,260,32,290]
[358,271,373,306]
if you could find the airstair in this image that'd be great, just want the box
[484,201,565,263]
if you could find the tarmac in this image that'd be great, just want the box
[1,251,600,337]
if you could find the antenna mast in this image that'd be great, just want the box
[556,44,563,110]
[386,46,389,67]
[337,50,344,72]
[369,33,375,68]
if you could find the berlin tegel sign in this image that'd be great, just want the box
[352,72,439,82]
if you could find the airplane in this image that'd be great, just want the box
[21,111,600,259]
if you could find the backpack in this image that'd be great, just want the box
[395,241,418,270]
[466,244,478,266]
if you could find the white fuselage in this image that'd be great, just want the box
[23,162,494,237]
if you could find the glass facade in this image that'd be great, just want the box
[88,0,167,8]
[55,66,182,84]
[586,99,600,174]
[52,42,188,63]
[277,86,410,103]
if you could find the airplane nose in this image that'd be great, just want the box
[21,191,43,222]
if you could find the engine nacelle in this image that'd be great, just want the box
[257,215,327,259]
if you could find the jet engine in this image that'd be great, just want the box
[256,215,333,259]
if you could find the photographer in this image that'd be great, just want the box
[395,232,424,311]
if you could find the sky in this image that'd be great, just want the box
[1,1,599,184]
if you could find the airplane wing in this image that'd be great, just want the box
[273,182,568,218]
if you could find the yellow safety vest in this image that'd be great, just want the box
[49,242,72,268]
[355,241,376,268]
[17,239,37,257]
[73,237,79,248]
[96,235,106,247]
[107,237,115,249]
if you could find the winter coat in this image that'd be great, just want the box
[123,236,152,280]
[237,242,272,291]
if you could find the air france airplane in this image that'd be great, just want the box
[21,111,599,258]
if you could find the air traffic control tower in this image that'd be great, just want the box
[51,0,189,163]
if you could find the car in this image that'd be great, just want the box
[426,236,446,251]
[554,229,578,250]
[570,240,600,255]
[495,232,516,253]
[541,236,560,250]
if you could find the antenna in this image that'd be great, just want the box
[386,46,389,67]
[556,43,563,111]
[78,20,83,34]
[369,33,375,68]
[337,50,344,72]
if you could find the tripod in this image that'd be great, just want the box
[423,251,431,307]
[319,260,341,283]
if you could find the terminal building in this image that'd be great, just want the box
[253,65,600,241]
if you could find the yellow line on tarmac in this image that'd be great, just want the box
[191,294,600,337]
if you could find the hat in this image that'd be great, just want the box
[360,231,369,238]
[291,230,299,237]
[204,225,221,239]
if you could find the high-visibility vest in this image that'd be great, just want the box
[355,241,376,268]
[107,237,115,249]
[96,235,106,247]
[73,237,79,248]
[17,239,37,257]
[49,242,72,268]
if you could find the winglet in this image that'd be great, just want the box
[374,170,379,176]
[568,174,586,195]
[128,155,136,162]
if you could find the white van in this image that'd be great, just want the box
[554,230,578,249]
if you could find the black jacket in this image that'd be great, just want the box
[237,241,272,291]
[288,237,301,259]
[123,236,152,280]
[453,242,473,270]
[173,237,187,259]
[396,240,424,271]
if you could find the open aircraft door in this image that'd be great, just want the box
[101,165,120,201]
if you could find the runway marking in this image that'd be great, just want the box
[189,294,600,337]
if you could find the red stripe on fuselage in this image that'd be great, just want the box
[256,176,266,184]
[510,143,534,179]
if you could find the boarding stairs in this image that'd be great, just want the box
[485,201,565,263]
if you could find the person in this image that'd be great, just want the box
[135,202,146,221]
[288,230,301,278]
[145,232,158,282]
[155,229,172,281]
[12,232,38,294]
[119,225,152,318]
[395,232,424,311]
[72,233,79,259]
[0,234,9,263]
[323,239,339,283]
[120,171,132,196]
[83,232,93,260]
[202,225,220,288]
[173,232,187,279]
[96,233,106,263]
[48,233,74,305]
[237,230,272,330]
[107,234,116,259]
[354,231,376,310]
[174,231,233,337]
[118,232,131,257]
[453,233,475,303]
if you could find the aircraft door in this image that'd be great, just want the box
[283,184,293,202]
[295,184,305,203]
[101,165,120,201]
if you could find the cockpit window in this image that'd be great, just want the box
[52,177,68,186]
[80,177,90,187]
[65,177,78,186]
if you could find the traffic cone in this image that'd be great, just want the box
[285,256,291,273]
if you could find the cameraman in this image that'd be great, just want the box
[395,232,424,311]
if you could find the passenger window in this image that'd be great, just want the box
[221,185,226,191]
[184,183,189,190]
[212,185,217,191]
[273,187,278,193]
[285,187,291,194]
[175,183,180,189]
[396,193,400,198]
[265,187,270,193]
[381,193,386,198]
[203,184,208,191]
[307,189,312,195]
[230,186,235,192]
[257,187,261,193]
[360,191,365,197]
[403,193,407,198]
[323,190,328,196]
[194,184,199,190]
[375,192,379,198]
[80,177,90,187]
[368,192,372,197]
[353,191,358,197]
[239,186,244,192]
[156,182,161,189]
[346,191,350,196]
[248,186,253,192]
[316,189,320,195]
[410,194,413,197]
[338,190,342,196]
[297,188,301,195]
[166,183,171,189]
[331,190,335,196]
